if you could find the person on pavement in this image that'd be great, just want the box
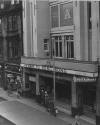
[72,115,81,125]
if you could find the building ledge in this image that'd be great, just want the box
[21,56,98,77]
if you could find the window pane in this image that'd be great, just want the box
[59,42,62,57]
[55,42,58,57]
[70,35,73,40]
[60,2,73,26]
[66,36,69,40]
[67,42,69,58]
[65,35,74,58]
[51,5,59,28]
[71,42,74,58]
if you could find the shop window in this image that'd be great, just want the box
[51,5,59,28]
[64,35,74,59]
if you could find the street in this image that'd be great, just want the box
[0,100,68,125]
[0,88,95,125]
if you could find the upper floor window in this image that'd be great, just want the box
[64,35,74,59]
[12,16,18,30]
[53,36,63,57]
[8,41,19,58]
[51,5,59,28]
[60,2,73,26]
[8,16,12,31]
[50,2,73,28]
[52,35,74,59]
[88,1,92,30]
[7,15,18,31]
[44,39,49,52]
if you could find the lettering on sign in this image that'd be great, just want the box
[73,76,96,82]
[21,64,98,77]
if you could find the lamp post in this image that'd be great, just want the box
[52,37,56,106]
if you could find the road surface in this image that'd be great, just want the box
[0,100,69,125]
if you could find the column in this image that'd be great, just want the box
[62,36,65,58]
[36,73,39,95]
[84,1,88,61]
[71,78,83,116]
[73,1,81,60]
[91,2,99,61]
[96,66,100,125]
[22,0,28,56]
[22,67,26,90]
[71,80,78,116]
[3,37,7,61]
[2,18,7,89]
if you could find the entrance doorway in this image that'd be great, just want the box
[56,80,71,110]
[29,82,36,97]
[78,83,96,117]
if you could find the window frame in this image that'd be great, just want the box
[53,36,63,58]
[44,39,49,52]
[64,35,74,59]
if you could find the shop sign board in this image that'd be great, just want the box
[73,76,96,83]
[7,74,14,78]
[29,76,36,82]
[21,64,98,78]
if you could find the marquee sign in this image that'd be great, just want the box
[20,63,98,78]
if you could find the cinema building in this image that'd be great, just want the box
[21,1,100,124]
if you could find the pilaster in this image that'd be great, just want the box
[91,2,98,61]
[71,80,78,116]
[71,78,83,116]
[73,1,81,60]
[84,1,88,61]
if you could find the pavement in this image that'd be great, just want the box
[0,88,96,125]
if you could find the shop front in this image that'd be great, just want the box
[21,57,98,117]
[21,67,40,98]
[0,63,4,88]
[24,73,36,97]
[4,63,22,90]
[73,76,97,116]
[37,72,72,113]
